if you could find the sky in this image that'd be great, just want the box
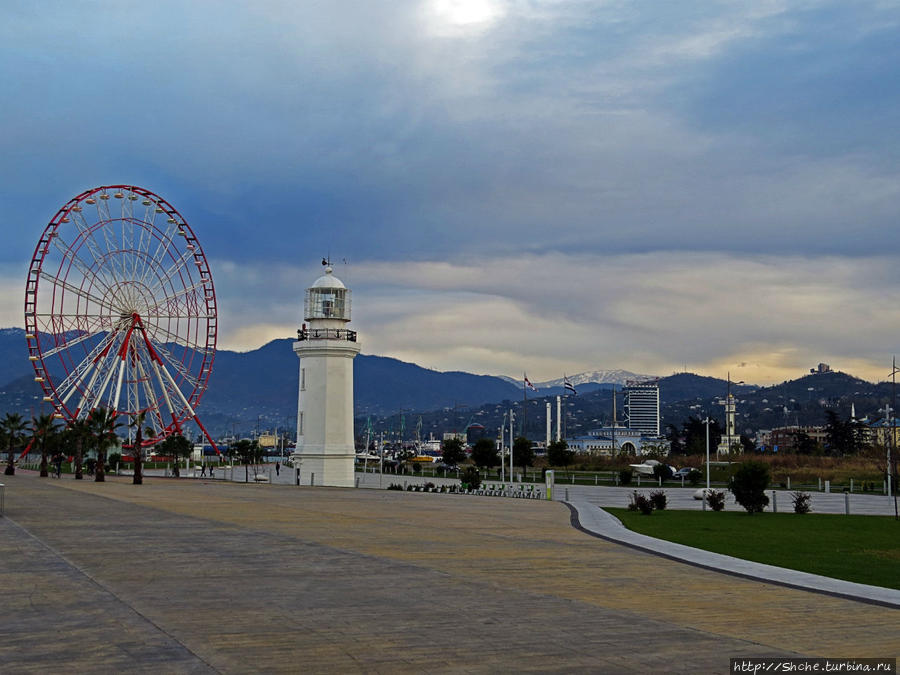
[2,0,900,386]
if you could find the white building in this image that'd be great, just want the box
[566,426,669,456]
[717,392,742,455]
[291,265,361,487]
[624,379,660,436]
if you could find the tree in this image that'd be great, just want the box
[66,419,92,480]
[652,462,674,482]
[129,412,154,485]
[229,438,261,481]
[30,413,58,478]
[729,461,771,514]
[441,437,467,466]
[3,413,27,476]
[547,440,575,471]
[680,416,722,455]
[512,437,534,478]
[665,424,684,455]
[160,433,194,478]
[794,431,820,455]
[824,411,855,456]
[89,408,121,482]
[470,437,499,468]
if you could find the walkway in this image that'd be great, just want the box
[2,474,897,673]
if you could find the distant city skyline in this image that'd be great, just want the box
[2,2,899,387]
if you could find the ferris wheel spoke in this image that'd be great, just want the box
[39,271,122,315]
[146,247,198,297]
[58,329,124,414]
[134,353,167,441]
[50,232,119,301]
[39,327,106,360]
[150,339,203,391]
[143,279,209,317]
[139,221,181,289]
[142,318,204,351]
[71,209,126,290]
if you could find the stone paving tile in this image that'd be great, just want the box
[1,474,898,674]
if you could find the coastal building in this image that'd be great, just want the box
[291,264,360,487]
[567,426,669,456]
[867,417,899,448]
[768,426,827,452]
[623,379,660,436]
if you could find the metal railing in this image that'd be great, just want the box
[297,328,357,342]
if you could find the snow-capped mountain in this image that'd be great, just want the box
[536,370,656,388]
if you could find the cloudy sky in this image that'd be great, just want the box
[3,0,900,385]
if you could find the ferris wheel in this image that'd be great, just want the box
[24,185,218,448]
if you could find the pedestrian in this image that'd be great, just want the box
[54,453,63,479]
[275,462,280,476]
[200,463,206,477]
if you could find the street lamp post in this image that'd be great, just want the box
[509,410,515,484]
[703,415,712,493]
[500,412,507,483]
[886,358,899,520]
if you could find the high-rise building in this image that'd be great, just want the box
[624,379,660,436]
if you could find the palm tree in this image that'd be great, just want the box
[30,413,59,478]
[67,418,92,480]
[88,408,121,483]
[3,413,27,476]
[129,411,153,485]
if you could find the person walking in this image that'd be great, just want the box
[53,453,63,479]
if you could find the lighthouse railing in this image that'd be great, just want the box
[297,328,357,342]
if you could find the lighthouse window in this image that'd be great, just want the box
[301,368,306,390]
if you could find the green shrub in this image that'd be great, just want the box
[618,469,633,486]
[649,490,667,511]
[729,461,771,514]
[652,463,674,482]
[706,489,726,511]
[688,469,702,486]
[628,491,653,515]
[460,466,481,490]
[791,491,811,514]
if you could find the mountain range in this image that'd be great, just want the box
[0,327,892,441]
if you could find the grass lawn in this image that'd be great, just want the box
[606,508,900,590]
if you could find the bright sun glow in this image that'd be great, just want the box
[432,0,503,27]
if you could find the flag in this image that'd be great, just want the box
[564,375,576,395]
[524,373,537,391]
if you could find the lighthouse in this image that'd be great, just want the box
[292,264,360,487]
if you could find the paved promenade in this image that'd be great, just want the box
[1,473,898,673]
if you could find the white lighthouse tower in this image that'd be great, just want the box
[292,264,360,487]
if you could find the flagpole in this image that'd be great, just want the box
[523,372,527,438]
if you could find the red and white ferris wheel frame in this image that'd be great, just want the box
[24,185,218,449]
